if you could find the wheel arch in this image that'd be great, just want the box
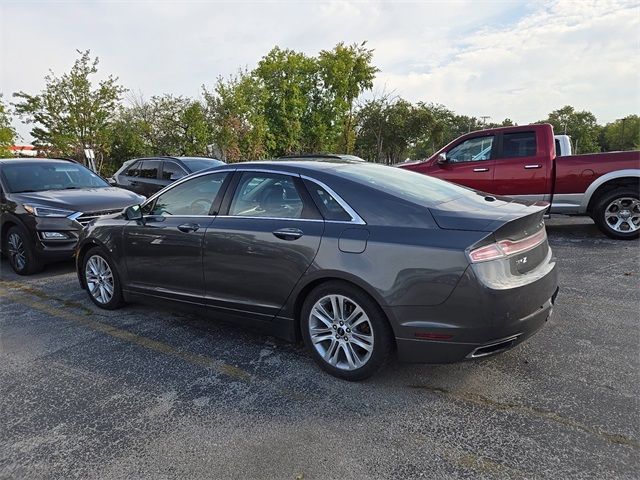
[289,272,396,344]
[584,170,640,214]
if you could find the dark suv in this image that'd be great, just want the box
[109,156,225,197]
[0,158,144,275]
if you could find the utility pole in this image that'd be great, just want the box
[480,116,490,126]
[620,117,627,149]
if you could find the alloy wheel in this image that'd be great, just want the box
[308,294,374,371]
[604,197,640,233]
[7,232,27,272]
[85,255,115,304]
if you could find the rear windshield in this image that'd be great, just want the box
[180,158,225,172]
[1,162,109,193]
[338,163,469,206]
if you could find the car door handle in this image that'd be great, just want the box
[524,164,542,169]
[473,168,489,172]
[273,228,303,241]
[177,223,200,233]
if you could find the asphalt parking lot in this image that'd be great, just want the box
[0,216,638,479]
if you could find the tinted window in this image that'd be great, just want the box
[125,161,141,177]
[162,161,186,181]
[148,172,228,216]
[304,180,352,221]
[502,131,536,157]
[555,139,562,157]
[139,160,160,179]
[447,136,494,163]
[340,163,470,206]
[229,172,304,219]
[1,162,109,193]
[180,158,225,172]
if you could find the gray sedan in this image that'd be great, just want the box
[75,160,559,380]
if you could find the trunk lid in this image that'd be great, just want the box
[429,192,548,234]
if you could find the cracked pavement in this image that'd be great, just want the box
[1,216,638,479]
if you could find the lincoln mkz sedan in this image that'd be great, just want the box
[76,160,559,380]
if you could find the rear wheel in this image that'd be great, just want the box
[593,188,640,240]
[301,281,393,381]
[5,226,43,275]
[82,247,124,309]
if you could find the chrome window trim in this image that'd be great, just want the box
[215,215,324,223]
[141,166,366,225]
[300,175,366,225]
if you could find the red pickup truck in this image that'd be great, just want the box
[399,123,640,239]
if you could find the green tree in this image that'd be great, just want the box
[13,50,126,170]
[318,42,378,153]
[539,105,601,154]
[203,70,269,162]
[354,96,433,164]
[600,115,640,151]
[0,95,16,157]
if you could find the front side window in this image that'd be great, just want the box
[502,131,536,158]
[147,172,228,216]
[1,162,109,193]
[447,136,494,163]
[162,161,186,181]
[138,160,160,179]
[229,172,304,219]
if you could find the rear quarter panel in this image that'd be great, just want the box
[554,151,640,194]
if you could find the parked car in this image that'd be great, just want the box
[398,124,640,239]
[0,158,144,275]
[76,160,558,380]
[109,156,226,197]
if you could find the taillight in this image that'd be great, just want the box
[468,228,547,263]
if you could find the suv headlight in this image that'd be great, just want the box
[24,204,78,218]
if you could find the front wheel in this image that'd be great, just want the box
[301,281,393,381]
[82,247,124,309]
[593,188,640,240]
[5,226,43,275]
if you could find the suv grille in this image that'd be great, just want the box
[75,209,122,226]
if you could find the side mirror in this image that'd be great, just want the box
[124,204,143,221]
[107,177,117,186]
[436,153,448,164]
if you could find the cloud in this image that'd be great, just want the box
[1,0,638,141]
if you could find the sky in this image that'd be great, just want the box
[1,0,639,143]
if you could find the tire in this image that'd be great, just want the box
[301,281,393,381]
[592,188,640,240]
[5,225,43,275]
[81,246,125,309]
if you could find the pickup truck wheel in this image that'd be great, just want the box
[593,189,640,240]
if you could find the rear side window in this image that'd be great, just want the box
[125,161,141,177]
[304,180,352,221]
[447,136,494,163]
[139,160,160,179]
[502,132,536,157]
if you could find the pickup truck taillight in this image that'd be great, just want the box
[468,228,547,263]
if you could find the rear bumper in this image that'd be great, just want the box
[387,252,559,364]
[395,288,557,363]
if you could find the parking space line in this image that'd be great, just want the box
[0,283,251,382]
